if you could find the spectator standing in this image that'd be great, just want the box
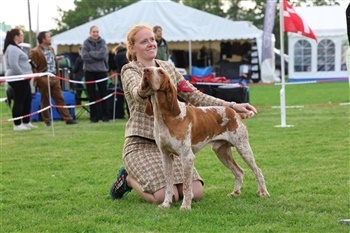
[81,25,110,123]
[73,46,86,104]
[4,28,37,131]
[112,44,129,118]
[153,25,169,61]
[29,31,77,126]
[112,44,128,89]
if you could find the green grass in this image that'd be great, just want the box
[1,82,349,232]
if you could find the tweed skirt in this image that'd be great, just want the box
[123,136,203,193]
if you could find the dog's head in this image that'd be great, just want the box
[141,67,172,92]
[142,67,181,117]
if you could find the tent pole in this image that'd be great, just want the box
[188,40,192,75]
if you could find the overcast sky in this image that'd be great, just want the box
[0,0,75,31]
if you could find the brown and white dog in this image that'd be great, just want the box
[141,67,269,210]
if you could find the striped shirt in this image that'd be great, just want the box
[43,47,56,74]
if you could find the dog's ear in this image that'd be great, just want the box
[167,83,181,116]
[145,96,154,116]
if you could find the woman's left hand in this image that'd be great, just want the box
[232,103,258,115]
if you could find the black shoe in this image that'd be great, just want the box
[110,167,132,199]
[66,120,78,125]
[102,117,110,122]
[45,122,51,127]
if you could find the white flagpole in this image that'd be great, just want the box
[276,0,293,128]
[36,0,40,36]
[27,0,33,48]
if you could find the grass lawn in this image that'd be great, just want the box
[1,81,349,232]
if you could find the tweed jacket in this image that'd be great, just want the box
[121,59,224,140]
[29,45,60,85]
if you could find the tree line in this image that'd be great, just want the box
[18,0,343,50]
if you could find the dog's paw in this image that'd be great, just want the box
[180,205,191,210]
[158,202,171,209]
[258,189,270,197]
[228,190,241,197]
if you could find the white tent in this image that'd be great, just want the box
[52,0,275,82]
[287,5,348,82]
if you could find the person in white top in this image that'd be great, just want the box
[4,28,37,131]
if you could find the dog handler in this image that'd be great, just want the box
[110,24,257,203]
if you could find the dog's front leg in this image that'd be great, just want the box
[180,152,195,210]
[158,152,174,209]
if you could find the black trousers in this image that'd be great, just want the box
[84,71,109,121]
[8,80,32,125]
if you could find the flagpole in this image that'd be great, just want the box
[276,0,293,128]
[27,0,33,48]
[36,0,39,37]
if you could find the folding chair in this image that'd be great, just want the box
[72,79,90,119]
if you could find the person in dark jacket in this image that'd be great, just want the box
[81,25,109,123]
[73,46,86,104]
[112,44,128,88]
[112,44,129,118]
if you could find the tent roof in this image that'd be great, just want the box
[293,5,347,37]
[52,0,263,46]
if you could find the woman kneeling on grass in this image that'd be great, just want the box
[110,24,257,203]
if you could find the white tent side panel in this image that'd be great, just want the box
[288,5,348,82]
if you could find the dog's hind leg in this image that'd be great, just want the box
[234,140,269,197]
[212,141,244,196]
[158,153,175,209]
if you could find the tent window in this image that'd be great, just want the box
[317,39,335,72]
[294,40,312,72]
[341,41,348,71]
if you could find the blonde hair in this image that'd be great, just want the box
[126,24,153,62]
[90,25,98,32]
[112,43,126,55]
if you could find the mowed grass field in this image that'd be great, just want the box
[0,81,349,232]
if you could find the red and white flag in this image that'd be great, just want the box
[283,0,317,42]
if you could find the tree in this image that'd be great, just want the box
[53,0,138,34]
[176,0,227,17]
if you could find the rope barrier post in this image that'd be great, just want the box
[113,74,117,122]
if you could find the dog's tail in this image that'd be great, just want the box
[238,111,255,119]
